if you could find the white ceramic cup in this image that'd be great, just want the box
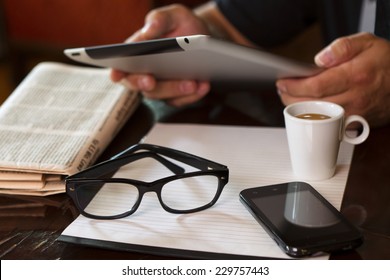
[284,101,370,181]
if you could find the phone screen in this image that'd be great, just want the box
[240,182,363,257]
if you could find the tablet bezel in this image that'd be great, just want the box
[64,35,321,83]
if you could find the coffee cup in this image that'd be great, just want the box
[283,101,369,181]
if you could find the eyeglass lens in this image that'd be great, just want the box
[75,174,219,217]
[161,174,219,210]
[76,182,139,217]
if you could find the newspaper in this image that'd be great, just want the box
[0,62,140,196]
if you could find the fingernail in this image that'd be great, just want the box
[197,83,210,95]
[138,76,153,91]
[141,22,153,34]
[120,78,132,89]
[141,20,160,38]
[276,82,287,96]
[315,46,335,67]
[180,81,195,94]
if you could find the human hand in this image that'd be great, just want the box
[276,32,390,127]
[110,4,211,107]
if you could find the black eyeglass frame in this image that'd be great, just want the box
[66,143,229,219]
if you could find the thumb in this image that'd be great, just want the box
[125,9,173,43]
[139,8,178,40]
[314,32,375,68]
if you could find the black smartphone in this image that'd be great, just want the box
[239,181,363,258]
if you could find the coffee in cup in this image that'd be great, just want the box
[295,113,331,120]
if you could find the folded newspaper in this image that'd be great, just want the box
[0,62,140,196]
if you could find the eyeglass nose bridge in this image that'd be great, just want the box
[135,181,168,210]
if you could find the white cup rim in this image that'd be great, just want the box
[284,101,344,123]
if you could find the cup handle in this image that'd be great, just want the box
[342,115,370,145]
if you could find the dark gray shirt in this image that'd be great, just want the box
[215,0,389,47]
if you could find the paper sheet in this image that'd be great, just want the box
[61,123,355,259]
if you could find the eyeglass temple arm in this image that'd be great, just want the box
[68,151,185,179]
[119,143,227,171]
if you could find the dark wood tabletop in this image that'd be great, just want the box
[1,102,389,260]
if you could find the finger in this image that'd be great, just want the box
[166,84,210,107]
[110,69,127,82]
[125,29,145,43]
[123,7,176,43]
[314,32,375,67]
[141,9,175,39]
[140,4,204,40]
[110,66,156,90]
[279,90,344,106]
[143,80,210,100]
[279,91,314,105]
[136,5,190,42]
[276,66,350,98]
[166,93,206,107]
[280,88,356,114]
[279,91,349,109]
[119,74,156,91]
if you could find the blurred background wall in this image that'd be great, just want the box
[0,0,321,105]
[0,0,204,104]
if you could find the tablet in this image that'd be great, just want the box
[64,35,321,83]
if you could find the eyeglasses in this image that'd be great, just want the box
[65,143,229,219]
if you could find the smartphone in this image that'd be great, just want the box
[239,181,363,258]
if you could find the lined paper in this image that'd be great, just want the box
[61,123,355,259]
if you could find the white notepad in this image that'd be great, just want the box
[60,123,355,259]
